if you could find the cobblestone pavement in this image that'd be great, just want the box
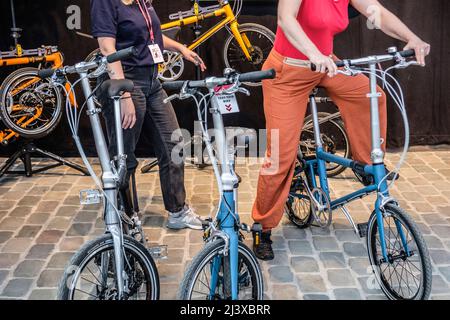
[0,149,450,300]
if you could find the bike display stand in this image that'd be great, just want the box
[0,141,89,178]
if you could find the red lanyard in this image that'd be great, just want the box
[136,0,155,43]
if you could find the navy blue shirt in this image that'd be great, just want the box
[91,0,164,67]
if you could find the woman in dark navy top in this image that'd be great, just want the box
[91,0,206,230]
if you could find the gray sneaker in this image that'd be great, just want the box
[167,205,203,230]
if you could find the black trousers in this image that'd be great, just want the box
[100,65,186,213]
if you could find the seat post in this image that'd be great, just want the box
[113,96,125,157]
[309,90,323,149]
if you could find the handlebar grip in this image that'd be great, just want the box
[162,80,207,91]
[398,49,415,58]
[162,81,188,91]
[38,68,56,79]
[311,61,346,72]
[106,46,137,63]
[238,69,276,83]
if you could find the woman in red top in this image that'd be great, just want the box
[252,0,431,260]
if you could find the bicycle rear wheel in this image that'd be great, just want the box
[224,23,275,87]
[366,204,432,300]
[0,67,63,139]
[57,234,159,300]
[178,239,263,300]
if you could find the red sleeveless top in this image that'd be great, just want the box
[274,0,350,60]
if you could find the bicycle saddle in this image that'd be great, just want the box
[100,79,134,98]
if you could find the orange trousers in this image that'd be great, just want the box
[252,50,387,230]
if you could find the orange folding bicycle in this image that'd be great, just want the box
[0,44,76,145]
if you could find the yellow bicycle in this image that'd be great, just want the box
[159,0,275,86]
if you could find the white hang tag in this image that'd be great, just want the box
[214,85,240,114]
[148,44,164,64]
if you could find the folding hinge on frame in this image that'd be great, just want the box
[86,108,102,116]
[366,92,382,99]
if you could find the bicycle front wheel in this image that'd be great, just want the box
[178,239,264,300]
[223,23,275,87]
[0,67,63,139]
[366,204,432,300]
[57,234,160,300]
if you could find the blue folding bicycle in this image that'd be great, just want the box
[163,68,276,300]
[286,47,432,300]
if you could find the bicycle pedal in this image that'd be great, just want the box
[79,189,103,205]
[201,218,213,229]
[148,245,168,260]
[357,223,368,238]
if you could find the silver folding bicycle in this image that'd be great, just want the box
[38,47,162,300]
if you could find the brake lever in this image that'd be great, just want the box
[337,66,361,77]
[49,70,67,86]
[163,94,180,104]
[89,63,108,79]
[395,60,421,69]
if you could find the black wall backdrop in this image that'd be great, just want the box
[0,0,449,158]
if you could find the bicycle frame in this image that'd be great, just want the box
[161,0,253,61]
[76,70,127,299]
[304,63,410,263]
[201,85,241,300]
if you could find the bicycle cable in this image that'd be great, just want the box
[355,65,411,196]
[57,76,131,270]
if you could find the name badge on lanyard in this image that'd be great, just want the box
[137,0,164,64]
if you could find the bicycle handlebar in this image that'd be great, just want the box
[312,49,416,71]
[37,68,57,79]
[162,69,276,91]
[38,46,137,79]
[106,46,138,64]
[239,69,276,83]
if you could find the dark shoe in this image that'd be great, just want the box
[353,165,400,186]
[253,230,274,261]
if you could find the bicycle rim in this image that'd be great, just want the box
[367,204,432,300]
[223,23,275,87]
[181,240,263,300]
[0,68,63,139]
[61,235,159,300]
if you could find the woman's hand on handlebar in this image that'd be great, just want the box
[404,37,431,66]
[309,52,338,77]
[121,95,136,130]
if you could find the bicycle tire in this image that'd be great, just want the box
[0,67,63,139]
[285,162,314,229]
[302,112,351,177]
[366,204,432,300]
[178,239,264,300]
[223,23,275,87]
[57,233,160,300]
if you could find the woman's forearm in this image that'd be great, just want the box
[378,8,419,43]
[163,35,186,53]
[278,15,321,58]
[98,37,126,81]
[351,0,419,43]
